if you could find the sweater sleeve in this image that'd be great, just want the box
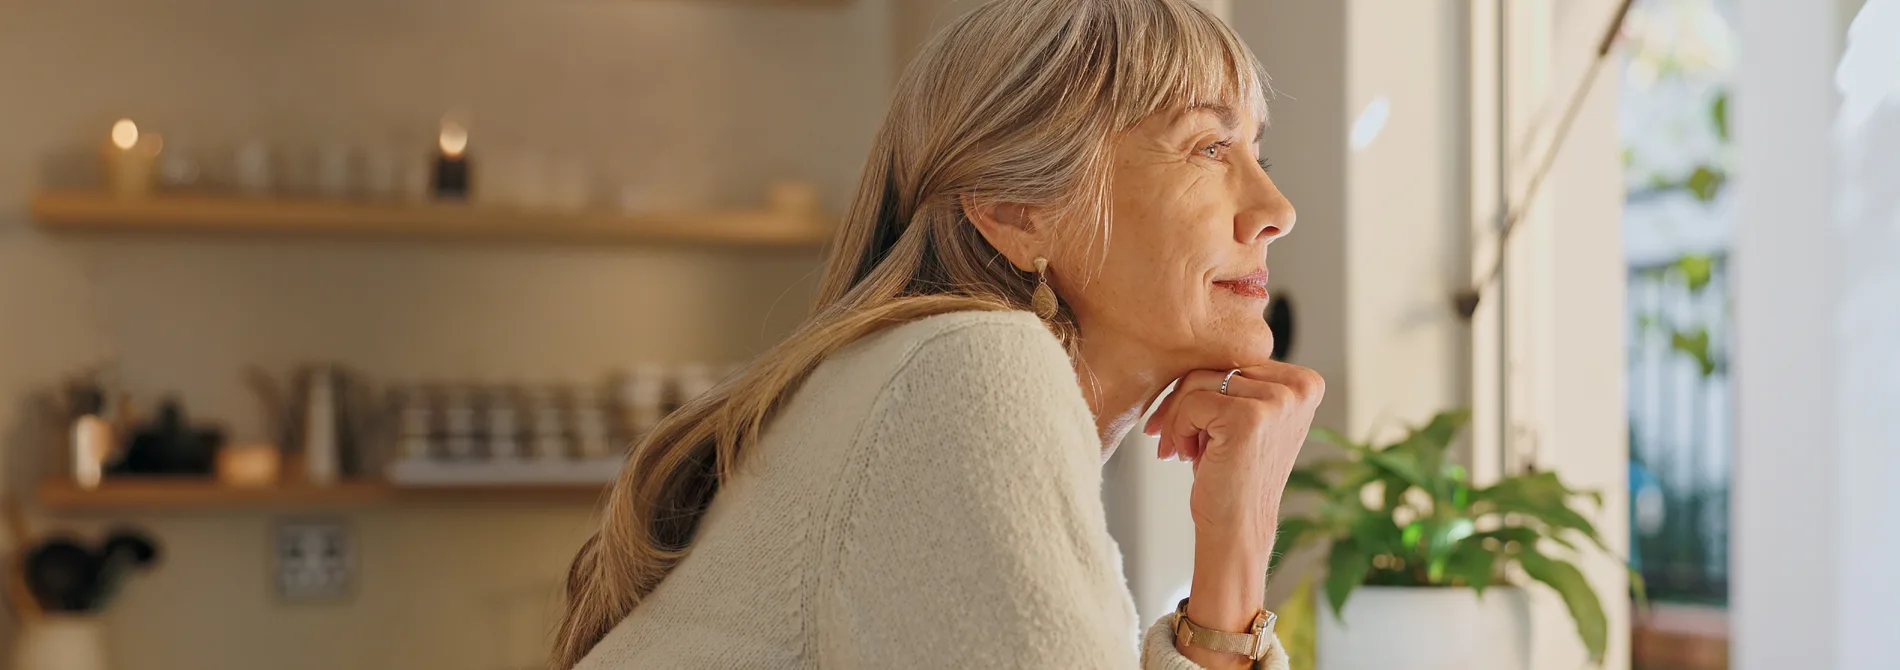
[811,315,1289,670]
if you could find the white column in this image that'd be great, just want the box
[1733,0,1900,667]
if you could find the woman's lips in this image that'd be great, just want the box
[1213,269,1271,299]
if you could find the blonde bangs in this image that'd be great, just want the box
[1104,0,1270,132]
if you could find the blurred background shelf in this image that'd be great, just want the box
[30,190,833,249]
[37,477,606,512]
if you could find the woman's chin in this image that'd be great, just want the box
[1203,319,1278,367]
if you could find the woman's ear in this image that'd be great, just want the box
[959,194,1047,272]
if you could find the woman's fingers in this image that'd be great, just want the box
[1148,373,1244,461]
[1234,360,1327,400]
[1146,362,1326,462]
[1156,390,1248,453]
[1144,370,1266,436]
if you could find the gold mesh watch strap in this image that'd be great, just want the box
[1172,598,1278,661]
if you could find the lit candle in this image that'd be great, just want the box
[101,118,162,198]
[433,119,472,199]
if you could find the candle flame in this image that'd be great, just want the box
[111,119,139,150]
[438,121,468,158]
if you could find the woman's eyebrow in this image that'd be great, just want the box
[1185,103,1266,144]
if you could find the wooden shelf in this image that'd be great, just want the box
[37,477,606,513]
[30,190,832,249]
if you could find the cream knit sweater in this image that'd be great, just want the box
[576,311,1288,669]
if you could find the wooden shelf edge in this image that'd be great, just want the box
[36,477,607,513]
[30,190,834,249]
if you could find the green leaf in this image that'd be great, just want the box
[1421,518,1476,583]
[1472,525,1589,556]
[1326,452,1382,487]
[1711,90,1731,142]
[1379,475,1409,512]
[1686,166,1726,202]
[1286,467,1334,493]
[1628,567,1650,610]
[1441,540,1499,592]
[1439,518,1475,546]
[1469,527,1555,554]
[1315,497,1370,532]
[1269,517,1319,577]
[1473,473,1611,553]
[1324,539,1373,621]
[1350,513,1404,555]
[1411,409,1470,454]
[1670,327,1717,377]
[1471,527,1539,543]
[1309,426,1358,449]
[1361,448,1433,493]
[1518,546,1609,663]
[1673,254,1716,293]
[1400,410,1472,506]
[1447,472,1472,512]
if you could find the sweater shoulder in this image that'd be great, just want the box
[849,309,1063,367]
[854,309,1079,414]
[844,308,1096,471]
[817,309,1073,408]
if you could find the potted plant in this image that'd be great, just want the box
[1274,409,1630,669]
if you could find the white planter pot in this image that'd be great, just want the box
[1316,585,1530,670]
[10,616,108,670]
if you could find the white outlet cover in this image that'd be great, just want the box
[275,519,354,602]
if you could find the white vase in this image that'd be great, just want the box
[11,616,108,670]
[1316,585,1530,670]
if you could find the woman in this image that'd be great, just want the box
[556,0,1321,667]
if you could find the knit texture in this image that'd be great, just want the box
[576,310,1287,669]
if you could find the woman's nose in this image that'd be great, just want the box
[1237,175,1296,244]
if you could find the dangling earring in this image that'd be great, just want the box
[1030,256,1059,319]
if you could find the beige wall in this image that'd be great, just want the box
[0,1,890,668]
[1342,0,1469,443]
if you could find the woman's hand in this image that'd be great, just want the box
[1145,362,1325,548]
[1141,362,1324,669]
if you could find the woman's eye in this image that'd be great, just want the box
[1199,140,1231,160]
[1256,157,1273,173]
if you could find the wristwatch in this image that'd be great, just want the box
[1172,598,1278,661]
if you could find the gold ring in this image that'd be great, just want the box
[1219,369,1241,395]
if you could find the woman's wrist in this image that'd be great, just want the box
[1170,508,1276,664]
[1179,532,1271,670]
[1186,531,1271,632]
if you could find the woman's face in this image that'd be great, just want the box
[1059,103,1295,374]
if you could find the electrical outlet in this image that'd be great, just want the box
[275,519,354,602]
